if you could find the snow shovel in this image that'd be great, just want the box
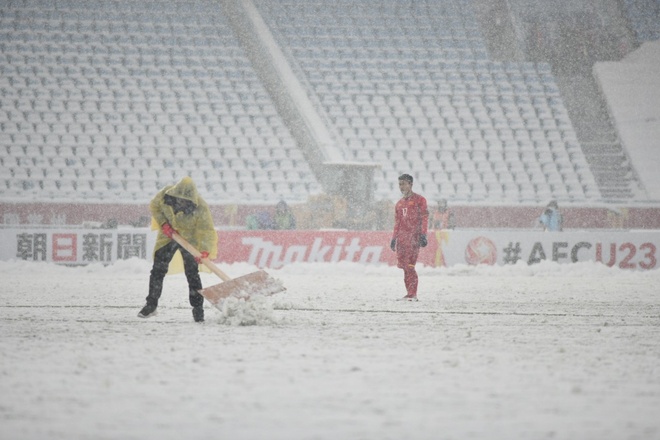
[170,232,285,307]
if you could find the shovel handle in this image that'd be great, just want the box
[170,231,231,282]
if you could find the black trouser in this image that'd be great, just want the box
[145,241,204,308]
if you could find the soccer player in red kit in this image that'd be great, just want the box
[390,174,429,301]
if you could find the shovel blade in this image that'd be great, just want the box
[199,270,285,306]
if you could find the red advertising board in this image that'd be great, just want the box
[215,230,411,268]
[214,230,660,270]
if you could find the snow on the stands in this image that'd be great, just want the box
[0,259,659,440]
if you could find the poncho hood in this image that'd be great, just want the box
[164,176,200,205]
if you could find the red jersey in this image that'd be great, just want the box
[392,192,429,247]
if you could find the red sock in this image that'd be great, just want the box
[403,265,418,297]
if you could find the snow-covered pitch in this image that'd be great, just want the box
[1,259,659,440]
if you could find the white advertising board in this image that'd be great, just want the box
[0,229,658,271]
[0,229,157,264]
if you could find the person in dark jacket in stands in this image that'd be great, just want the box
[274,200,296,230]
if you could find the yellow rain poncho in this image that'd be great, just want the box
[150,177,218,262]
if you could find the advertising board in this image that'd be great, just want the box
[1,229,657,270]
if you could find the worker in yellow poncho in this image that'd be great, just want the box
[138,177,218,322]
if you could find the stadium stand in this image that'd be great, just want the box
[593,40,660,201]
[1,0,658,220]
[253,0,602,203]
[0,0,321,204]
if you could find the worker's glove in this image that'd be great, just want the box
[161,223,177,239]
[195,251,209,264]
[419,234,428,247]
[390,239,396,251]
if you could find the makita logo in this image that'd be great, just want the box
[242,237,384,268]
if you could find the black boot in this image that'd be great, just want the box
[192,306,204,322]
[138,303,157,318]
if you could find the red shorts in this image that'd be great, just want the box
[396,244,420,269]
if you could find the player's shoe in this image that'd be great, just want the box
[192,306,204,323]
[400,294,419,301]
[138,304,157,318]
